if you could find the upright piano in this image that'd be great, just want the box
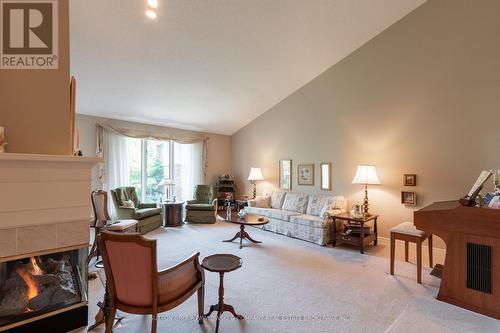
[415,201,500,319]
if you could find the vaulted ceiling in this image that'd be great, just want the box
[71,0,426,135]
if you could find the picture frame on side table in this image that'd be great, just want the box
[298,163,314,186]
[279,159,292,190]
[320,162,332,191]
[403,174,417,186]
[401,191,417,206]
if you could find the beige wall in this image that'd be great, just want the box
[76,114,232,188]
[0,0,71,155]
[231,0,500,248]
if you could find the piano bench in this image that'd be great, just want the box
[390,222,433,283]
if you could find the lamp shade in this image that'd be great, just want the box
[158,178,175,186]
[248,167,264,181]
[352,165,380,185]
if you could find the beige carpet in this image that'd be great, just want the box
[79,220,500,333]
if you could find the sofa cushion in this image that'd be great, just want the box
[135,207,162,219]
[244,206,275,216]
[306,195,331,216]
[289,214,328,229]
[282,193,309,213]
[185,203,215,211]
[245,206,300,222]
[270,192,286,209]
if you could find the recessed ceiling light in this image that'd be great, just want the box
[145,9,157,19]
[147,0,158,8]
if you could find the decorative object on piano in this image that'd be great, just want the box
[248,167,264,198]
[0,126,7,153]
[492,169,500,192]
[459,170,493,206]
[352,165,380,216]
[403,174,416,186]
[488,195,500,209]
[73,128,82,156]
[279,159,292,190]
[401,191,417,206]
[298,163,314,186]
[350,203,363,218]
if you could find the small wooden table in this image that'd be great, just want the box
[202,254,244,333]
[220,212,269,249]
[330,212,378,254]
[162,201,184,227]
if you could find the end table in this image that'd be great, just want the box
[162,201,184,227]
[330,212,378,254]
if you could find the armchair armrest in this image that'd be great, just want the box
[211,198,218,207]
[138,202,157,209]
[187,200,198,204]
[115,207,136,219]
[247,199,257,207]
[158,252,201,275]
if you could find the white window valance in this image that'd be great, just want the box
[96,124,208,144]
[95,124,209,185]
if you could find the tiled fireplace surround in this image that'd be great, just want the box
[0,153,100,331]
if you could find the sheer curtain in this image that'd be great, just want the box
[173,142,204,202]
[103,130,129,219]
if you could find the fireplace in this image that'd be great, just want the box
[0,153,101,332]
[0,248,87,332]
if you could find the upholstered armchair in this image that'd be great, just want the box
[185,185,218,223]
[98,231,205,333]
[110,187,162,234]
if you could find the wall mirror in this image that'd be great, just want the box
[320,163,332,191]
[279,159,292,190]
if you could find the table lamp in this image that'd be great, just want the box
[352,165,380,216]
[158,178,175,201]
[248,167,264,199]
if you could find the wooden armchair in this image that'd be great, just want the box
[98,231,205,333]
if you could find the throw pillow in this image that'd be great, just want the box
[122,199,135,208]
[282,193,309,213]
[306,195,327,216]
[254,195,271,208]
[270,192,286,209]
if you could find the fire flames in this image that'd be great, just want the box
[16,257,44,303]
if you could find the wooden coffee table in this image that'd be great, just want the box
[202,254,243,333]
[220,212,269,249]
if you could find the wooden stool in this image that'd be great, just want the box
[390,222,433,283]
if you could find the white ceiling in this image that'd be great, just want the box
[70,0,426,135]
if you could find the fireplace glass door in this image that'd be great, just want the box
[0,248,87,329]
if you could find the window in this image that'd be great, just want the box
[126,138,201,203]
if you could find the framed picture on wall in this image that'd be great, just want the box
[279,159,292,190]
[403,174,417,186]
[298,164,314,186]
[320,162,332,191]
[401,191,417,206]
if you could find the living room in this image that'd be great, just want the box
[1,0,500,332]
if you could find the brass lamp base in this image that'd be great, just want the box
[363,184,370,216]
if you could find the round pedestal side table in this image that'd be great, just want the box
[201,254,243,333]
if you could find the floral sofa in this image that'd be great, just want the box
[244,192,346,246]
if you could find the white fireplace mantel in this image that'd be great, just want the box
[0,153,102,261]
